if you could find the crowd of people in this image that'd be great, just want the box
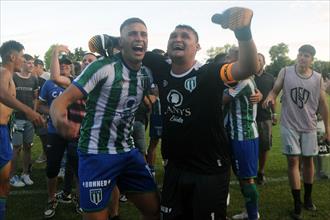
[0,6,329,220]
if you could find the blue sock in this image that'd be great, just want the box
[242,184,259,220]
[0,198,6,220]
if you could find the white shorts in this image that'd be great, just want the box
[280,125,318,156]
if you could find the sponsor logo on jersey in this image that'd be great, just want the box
[90,188,102,205]
[82,179,112,188]
[184,76,197,92]
[160,205,172,214]
[290,87,310,109]
[167,89,183,107]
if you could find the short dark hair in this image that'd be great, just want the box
[120,17,146,33]
[175,24,199,42]
[23,54,33,61]
[83,52,97,58]
[152,49,165,56]
[298,44,316,57]
[0,40,24,63]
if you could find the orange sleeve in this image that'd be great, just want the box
[219,63,236,84]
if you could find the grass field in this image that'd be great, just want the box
[6,98,330,220]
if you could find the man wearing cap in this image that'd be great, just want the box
[264,44,330,220]
[38,50,73,218]
[143,7,259,219]
[10,54,39,187]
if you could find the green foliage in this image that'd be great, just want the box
[43,46,86,70]
[313,59,330,75]
[206,44,236,59]
[67,47,87,63]
[265,43,294,77]
[44,44,56,70]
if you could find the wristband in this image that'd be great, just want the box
[234,26,252,41]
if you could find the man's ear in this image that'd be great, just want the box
[196,43,201,51]
[9,53,16,63]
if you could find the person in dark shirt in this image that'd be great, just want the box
[143,7,259,220]
[254,53,276,185]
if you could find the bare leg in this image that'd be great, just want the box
[22,143,32,174]
[127,192,160,220]
[10,146,21,178]
[109,185,120,218]
[287,156,301,190]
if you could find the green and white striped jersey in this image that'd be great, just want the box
[226,78,259,141]
[73,54,152,154]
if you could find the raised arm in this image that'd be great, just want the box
[49,84,84,139]
[262,68,285,108]
[0,68,45,127]
[212,7,259,81]
[50,45,72,88]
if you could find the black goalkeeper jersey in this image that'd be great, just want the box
[143,52,230,174]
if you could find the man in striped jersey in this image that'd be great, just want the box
[50,18,159,220]
[223,78,260,220]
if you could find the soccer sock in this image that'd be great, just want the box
[304,183,313,204]
[242,184,259,220]
[291,189,301,214]
[0,198,6,220]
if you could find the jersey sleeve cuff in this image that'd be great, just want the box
[72,81,88,97]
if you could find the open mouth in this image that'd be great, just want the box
[132,45,144,53]
[172,44,184,51]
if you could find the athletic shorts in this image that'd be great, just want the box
[149,114,162,139]
[281,125,318,156]
[160,161,230,220]
[257,120,272,151]
[78,148,157,212]
[0,125,13,169]
[12,119,35,146]
[231,138,259,179]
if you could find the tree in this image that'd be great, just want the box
[44,44,57,70]
[313,59,330,76]
[44,45,87,70]
[206,44,236,59]
[265,43,293,77]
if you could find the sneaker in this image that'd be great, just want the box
[304,202,317,211]
[55,190,72,203]
[119,194,127,202]
[291,212,302,220]
[36,154,47,163]
[232,210,260,220]
[57,167,65,179]
[10,175,25,187]
[21,174,34,185]
[44,199,58,218]
[257,173,266,185]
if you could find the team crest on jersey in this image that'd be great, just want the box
[90,188,102,205]
[290,87,310,109]
[167,89,183,107]
[184,76,197,92]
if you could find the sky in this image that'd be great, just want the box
[1,0,329,64]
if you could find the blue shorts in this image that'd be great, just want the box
[0,125,13,169]
[78,148,157,212]
[149,114,162,138]
[230,138,259,179]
